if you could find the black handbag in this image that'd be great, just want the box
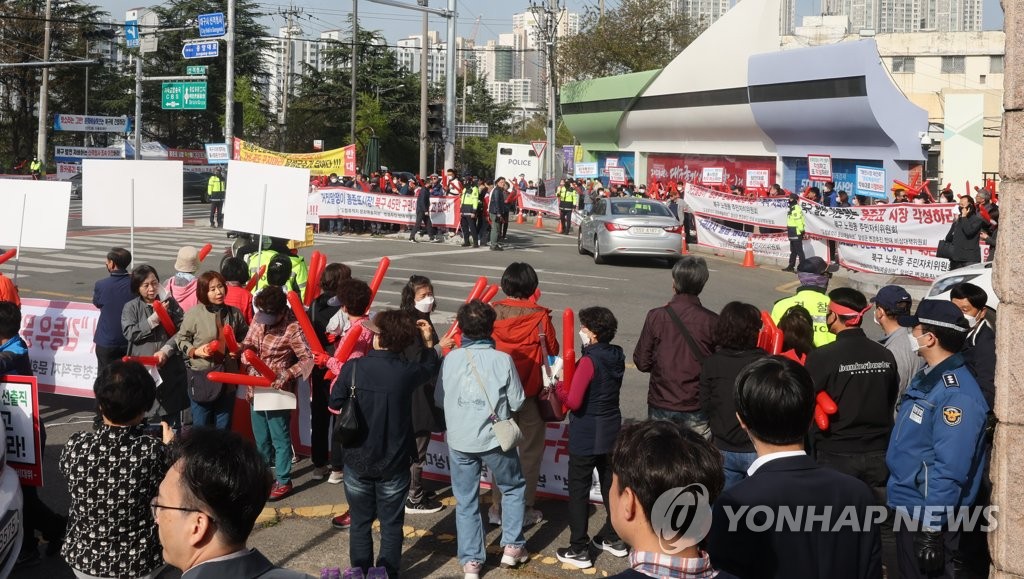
[332,364,363,448]
[937,239,955,260]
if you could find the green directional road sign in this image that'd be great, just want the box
[186,65,208,76]
[162,81,207,110]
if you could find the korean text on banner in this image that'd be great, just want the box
[312,187,459,227]
[574,162,598,179]
[856,166,887,199]
[701,167,725,185]
[608,167,626,185]
[695,217,828,261]
[234,138,351,177]
[342,144,357,176]
[684,183,789,228]
[746,169,770,190]
[837,243,952,281]
[0,375,44,486]
[17,299,100,398]
[53,114,131,133]
[800,202,959,250]
[518,192,560,216]
[807,154,833,182]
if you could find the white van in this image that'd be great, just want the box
[494,143,542,184]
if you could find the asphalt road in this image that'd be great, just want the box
[9,210,800,579]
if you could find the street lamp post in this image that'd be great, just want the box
[374,83,405,101]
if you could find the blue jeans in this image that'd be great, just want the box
[647,406,711,440]
[345,468,411,578]
[190,390,234,430]
[449,447,525,565]
[251,409,293,484]
[720,450,758,490]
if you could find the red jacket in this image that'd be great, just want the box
[492,298,559,397]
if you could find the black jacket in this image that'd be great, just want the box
[945,213,983,264]
[707,454,882,579]
[700,348,764,453]
[963,317,996,410]
[806,328,899,453]
[415,185,432,213]
[488,186,507,215]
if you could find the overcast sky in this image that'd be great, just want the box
[98,0,1004,44]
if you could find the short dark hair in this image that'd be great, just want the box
[400,275,433,312]
[0,301,21,339]
[828,287,868,326]
[950,282,988,311]
[107,247,131,270]
[220,257,249,285]
[374,309,419,352]
[778,305,814,357]
[168,428,273,547]
[500,262,539,299]
[611,420,724,523]
[735,356,815,446]
[458,300,496,341]
[579,306,617,343]
[672,256,709,295]
[254,286,287,315]
[919,322,968,353]
[130,264,159,296]
[266,255,292,288]
[94,360,156,424]
[336,278,372,316]
[196,271,227,306]
[320,263,351,295]
[714,301,761,350]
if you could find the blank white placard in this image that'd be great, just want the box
[0,179,72,250]
[81,159,184,228]
[222,160,309,241]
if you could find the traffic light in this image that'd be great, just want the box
[427,102,444,141]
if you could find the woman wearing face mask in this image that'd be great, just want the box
[241,287,314,501]
[399,276,454,514]
[175,271,248,429]
[944,195,984,270]
[551,306,627,568]
[121,265,188,427]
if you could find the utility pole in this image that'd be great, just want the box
[533,0,560,180]
[419,5,428,177]
[134,52,143,160]
[442,0,456,172]
[225,0,236,147]
[599,0,604,21]
[350,0,359,145]
[35,0,53,166]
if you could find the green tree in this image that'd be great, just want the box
[557,0,699,81]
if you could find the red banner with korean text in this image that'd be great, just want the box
[647,154,776,192]
[1,375,44,486]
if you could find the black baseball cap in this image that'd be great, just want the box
[797,256,828,275]
[871,285,913,312]
[897,299,968,332]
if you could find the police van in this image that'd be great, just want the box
[494,143,542,184]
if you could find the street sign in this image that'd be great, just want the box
[182,40,219,59]
[162,82,207,110]
[140,36,158,54]
[186,65,208,76]
[530,140,547,158]
[198,12,226,38]
[125,20,140,48]
[455,122,489,138]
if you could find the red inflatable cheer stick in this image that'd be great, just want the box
[0,248,16,266]
[198,243,213,262]
[206,340,221,354]
[122,355,160,366]
[287,291,326,355]
[221,325,240,355]
[243,349,277,382]
[480,284,500,304]
[441,277,488,347]
[324,323,364,381]
[814,391,839,430]
[367,257,391,306]
[152,300,177,337]
[206,371,271,387]
[245,265,266,292]
[304,251,325,307]
[562,308,576,391]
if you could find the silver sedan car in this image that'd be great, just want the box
[577,197,683,264]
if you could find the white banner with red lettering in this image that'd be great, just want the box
[695,217,829,260]
[18,299,101,396]
[685,184,789,227]
[308,187,459,227]
[518,192,560,216]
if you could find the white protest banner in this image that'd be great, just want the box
[837,243,950,280]
[575,162,598,179]
[57,163,80,180]
[518,192,560,216]
[82,159,184,229]
[801,202,958,250]
[808,154,833,181]
[18,299,100,397]
[605,158,619,168]
[695,217,828,260]
[685,183,789,227]
[53,114,131,133]
[223,160,309,240]
[746,169,770,189]
[608,167,626,185]
[0,180,72,250]
[0,375,44,486]
[312,187,459,227]
[53,146,123,161]
[205,143,230,163]
[701,167,725,185]
[856,166,887,199]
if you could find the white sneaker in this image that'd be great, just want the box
[500,545,529,568]
[487,504,501,526]
[463,560,482,579]
[523,507,544,527]
[327,470,344,484]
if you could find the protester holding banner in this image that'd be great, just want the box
[121,265,189,427]
[176,271,249,430]
[93,248,134,374]
[943,196,984,270]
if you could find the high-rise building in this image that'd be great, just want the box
[262,24,307,120]
[394,31,446,85]
[838,0,984,32]
[504,9,580,107]
[674,0,733,27]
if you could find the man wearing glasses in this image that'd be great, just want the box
[152,428,312,578]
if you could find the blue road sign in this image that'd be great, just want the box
[125,20,140,48]
[182,40,219,59]
[198,12,226,38]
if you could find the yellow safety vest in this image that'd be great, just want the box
[771,288,836,347]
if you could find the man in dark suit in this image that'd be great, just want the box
[706,357,882,579]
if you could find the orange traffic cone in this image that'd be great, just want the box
[516,211,524,224]
[556,220,564,234]
[534,214,544,228]
[681,230,689,255]
[741,238,756,268]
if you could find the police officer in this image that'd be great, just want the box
[771,256,836,346]
[557,180,578,235]
[207,168,226,228]
[29,157,42,180]
[783,193,805,272]
[886,300,988,579]
[459,183,480,248]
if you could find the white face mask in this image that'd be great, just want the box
[964,314,977,327]
[414,296,434,314]
[908,332,925,353]
[578,330,591,346]
[873,309,881,326]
